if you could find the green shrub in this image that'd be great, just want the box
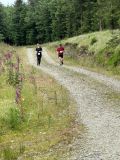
[90,37,97,45]
[107,46,120,67]
[7,107,21,130]
[96,31,120,68]
[106,31,120,48]
[95,52,105,67]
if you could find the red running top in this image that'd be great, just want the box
[57,46,64,53]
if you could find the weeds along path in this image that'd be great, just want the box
[27,48,120,160]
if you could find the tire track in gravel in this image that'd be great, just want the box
[27,48,120,160]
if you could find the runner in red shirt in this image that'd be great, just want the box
[57,44,64,65]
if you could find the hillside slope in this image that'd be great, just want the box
[45,30,120,76]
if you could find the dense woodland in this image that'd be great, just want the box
[0,0,120,45]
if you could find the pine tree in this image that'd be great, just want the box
[25,0,41,44]
[35,0,52,43]
[0,0,120,45]
[12,0,27,45]
[0,3,6,41]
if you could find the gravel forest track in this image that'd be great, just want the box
[27,48,120,160]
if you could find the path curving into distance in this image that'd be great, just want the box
[27,48,120,160]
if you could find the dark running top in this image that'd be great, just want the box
[36,47,42,56]
[36,47,42,52]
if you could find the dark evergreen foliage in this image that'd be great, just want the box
[0,0,120,45]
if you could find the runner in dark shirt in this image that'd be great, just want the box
[36,44,42,66]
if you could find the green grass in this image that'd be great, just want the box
[0,42,14,56]
[0,46,83,160]
[44,30,120,77]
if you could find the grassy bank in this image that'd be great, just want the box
[45,30,120,77]
[0,45,82,160]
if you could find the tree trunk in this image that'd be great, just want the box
[99,18,103,31]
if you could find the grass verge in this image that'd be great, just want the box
[0,45,83,160]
